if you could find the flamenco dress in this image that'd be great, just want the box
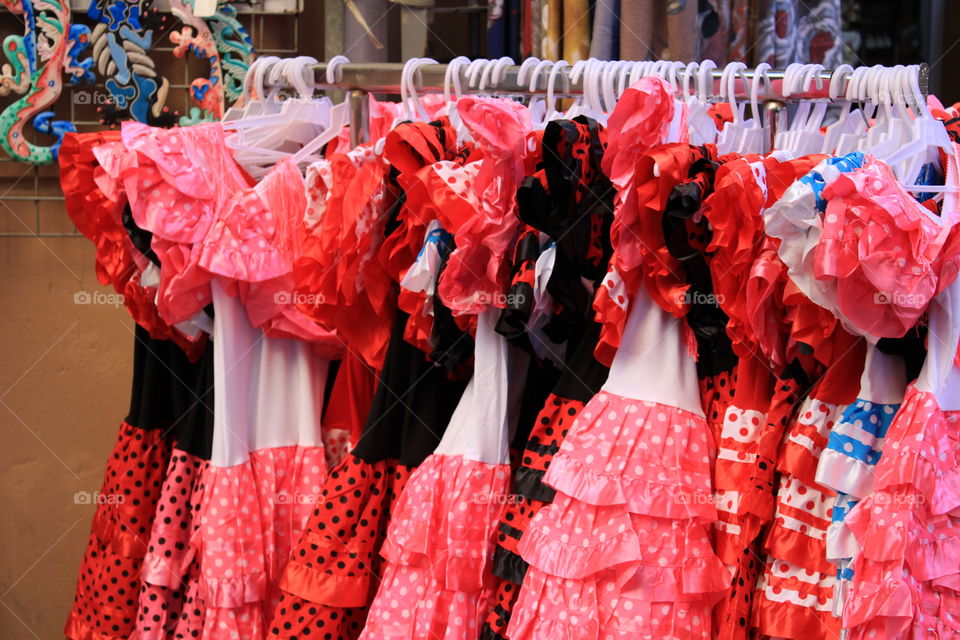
[268,119,477,640]
[505,79,729,640]
[753,331,866,639]
[481,114,617,640]
[60,130,209,640]
[816,344,907,616]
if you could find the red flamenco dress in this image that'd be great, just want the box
[60,130,209,640]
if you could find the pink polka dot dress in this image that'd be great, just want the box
[195,281,331,640]
[508,291,730,640]
[359,308,528,640]
[842,279,960,640]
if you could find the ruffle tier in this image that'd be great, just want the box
[543,392,716,522]
[360,454,511,639]
[197,445,325,640]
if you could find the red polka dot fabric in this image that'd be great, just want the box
[65,422,173,640]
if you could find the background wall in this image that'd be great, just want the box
[0,236,132,640]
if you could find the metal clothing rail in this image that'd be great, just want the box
[300,62,930,148]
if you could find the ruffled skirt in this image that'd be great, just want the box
[359,454,511,640]
[842,386,960,639]
[507,392,729,640]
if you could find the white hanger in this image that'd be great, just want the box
[716,61,748,154]
[601,60,630,115]
[786,64,829,154]
[444,55,471,140]
[478,56,514,95]
[887,64,957,194]
[834,65,879,155]
[736,63,771,154]
[581,59,609,122]
[523,58,555,130]
[223,55,278,121]
[288,55,352,165]
[697,59,718,103]
[866,66,915,162]
[820,64,864,154]
[544,59,570,122]
[227,57,334,177]
[772,63,806,151]
[563,58,595,119]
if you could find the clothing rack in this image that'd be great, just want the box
[301,61,930,149]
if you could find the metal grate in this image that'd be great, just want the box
[0,3,308,237]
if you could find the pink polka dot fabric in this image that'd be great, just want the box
[360,454,511,640]
[509,392,730,640]
[197,445,326,640]
[842,386,960,640]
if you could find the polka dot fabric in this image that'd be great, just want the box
[842,385,960,640]
[198,445,325,639]
[134,449,210,639]
[269,456,414,640]
[65,422,173,640]
[508,392,730,640]
[359,455,512,640]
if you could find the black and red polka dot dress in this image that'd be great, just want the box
[267,308,471,640]
[133,338,216,640]
[66,326,211,640]
[482,323,610,640]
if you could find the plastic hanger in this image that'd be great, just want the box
[228,57,333,174]
[224,56,281,122]
[523,58,554,130]
[478,56,514,96]
[834,64,878,155]
[227,58,331,175]
[716,61,748,154]
[786,64,829,154]
[866,66,915,162]
[233,57,326,147]
[888,64,957,193]
[544,60,570,122]
[444,55,471,140]
[601,60,630,115]
[820,64,864,154]
[222,56,277,121]
[772,63,806,151]
[289,55,353,165]
[736,63,771,154]
[684,61,713,145]
[563,58,595,119]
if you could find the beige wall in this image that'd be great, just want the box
[0,236,133,640]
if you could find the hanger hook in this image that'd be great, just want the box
[527,58,554,93]
[326,55,349,85]
[443,56,470,104]
[546,59,570,116]
[749,62,771,124]
[681,61,698,98]
[697,59,717,102]
[828,64,854,101]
